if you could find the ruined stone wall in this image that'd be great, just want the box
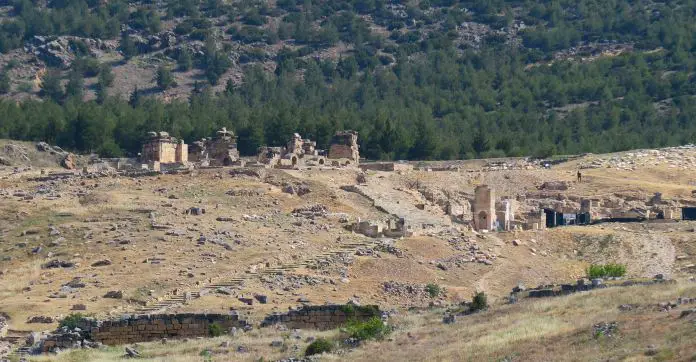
[359,162,413,172]
[42,314,247,350]
[208,139,239,166]
[328,131,359,164]
[142,141,177,163]
[261,305,380,331]
[175,143,188,164]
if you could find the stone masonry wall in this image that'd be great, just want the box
[261,305,380,331]
[41,313,247,350]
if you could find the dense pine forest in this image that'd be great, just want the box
[0,0,695,160]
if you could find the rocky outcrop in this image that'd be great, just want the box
[26,36,115,68]
[61,153,76,170]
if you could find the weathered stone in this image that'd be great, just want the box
[61,153,76,170]
[27,315,55,324]
[91,259,112,267]
[103,290,124,299]
[72,304,87,311]
[42,260,74,269]
[125,346,140,357]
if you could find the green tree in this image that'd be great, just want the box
[98,64,115,87]
[0,72,10,94]
[129,86,141,107]
[120,32,137,60]
[65,70,84,99]
[155,66,176,90]
[472,129,490,156]
[40,70,64,103]
[408,120,437,160]
[177,48,193,71]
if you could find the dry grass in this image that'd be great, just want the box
[30,328,340,362]
[341,281,696,361]
[27,281,696,362]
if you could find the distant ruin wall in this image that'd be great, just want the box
[261,305,381,331]
[513,277,675,302]
[359,162,413,172]
[42,314,247,350]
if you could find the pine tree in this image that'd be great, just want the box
[129,86,141,107]
[224,79,234,95]
[98,64,115,87]
[120,32,137,60]
[40,70,64,103]
[65,70,84,100]
[95,82,108,104]
[0,71,10,94]
[472,129,490,156]
[177,49,193,71]
[155,66,176,90]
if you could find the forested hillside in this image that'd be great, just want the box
[0,0,695,159]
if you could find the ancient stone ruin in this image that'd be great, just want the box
[39,313,248,352]
[473,185,496,231]
[256,133,326,168]
[140,131,188,167]
[328,130,359,165]
[188,128,240,166]
[472,185,516,231]
[261,304,380,331]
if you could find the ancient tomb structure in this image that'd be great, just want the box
[207,127,240,166]
[257,133,326,168]
[257,146,284,166]
[140,131,188,164]
[473,185,496,231]
[496,199,514,231]
[189,128,240,166]
[328,130,360,165]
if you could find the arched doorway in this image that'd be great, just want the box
[478,211,488,230]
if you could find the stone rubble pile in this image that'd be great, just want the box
[445,237,496,265]
[291,204,328,219]
[580,145,696,170]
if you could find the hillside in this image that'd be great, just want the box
[1,143,696,360]
[1,0,696,159]
[29,281,696,361]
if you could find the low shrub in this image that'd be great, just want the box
[587,263,627,279]
[305,338,333,356]
[470,292,488,312]
[59,313,87,329]
[425,283,441,298]
[208,322,223,337]
[345,317,390,341]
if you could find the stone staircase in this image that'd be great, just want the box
[2,333,30,362]
[132,239,377,315]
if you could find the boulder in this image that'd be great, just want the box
[103,290,123,299]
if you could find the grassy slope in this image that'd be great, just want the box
[30,281,696,361]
